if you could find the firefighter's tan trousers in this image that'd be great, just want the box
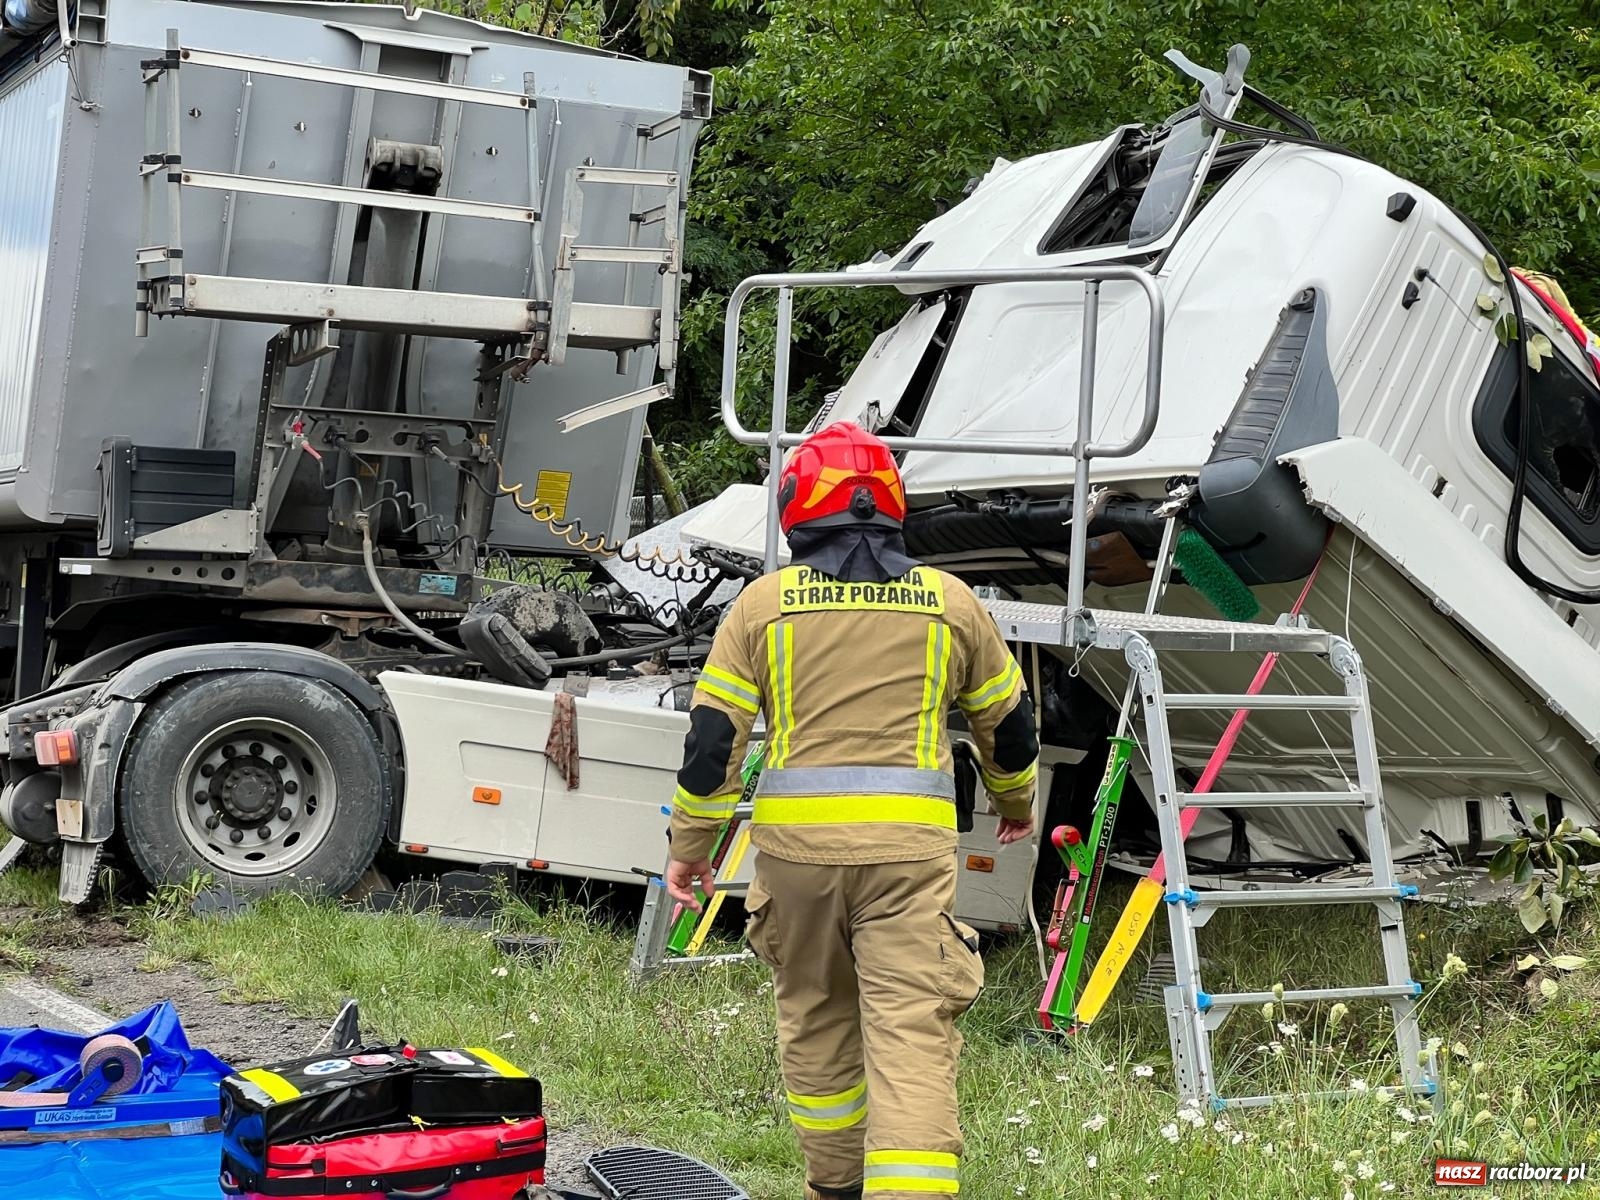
[744,851,984,1197]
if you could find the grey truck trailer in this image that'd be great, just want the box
[0,0,718,900]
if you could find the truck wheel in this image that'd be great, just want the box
[119,671,390,897]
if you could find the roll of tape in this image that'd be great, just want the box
[0,1033,142,1109]
[78,1034,143,1099]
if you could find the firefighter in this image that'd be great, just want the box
[665,421,1039,1200]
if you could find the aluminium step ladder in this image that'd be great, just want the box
[988,600,1439,1111]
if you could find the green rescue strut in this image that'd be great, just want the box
[1037,734,1133,1030]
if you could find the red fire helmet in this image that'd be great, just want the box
[777,421,907,535]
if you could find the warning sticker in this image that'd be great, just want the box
[532,470,573,521]
[304,1059,351,1076]
[429,1050,473,1066]
[350,1054,395,1067]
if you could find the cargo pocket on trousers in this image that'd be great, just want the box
[744,874,782,970]
[937,912,984,1016]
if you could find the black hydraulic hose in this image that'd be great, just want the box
[543,620,715,670]
[1196,92,1600,605]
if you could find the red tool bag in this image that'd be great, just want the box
[219,1044,545,1200]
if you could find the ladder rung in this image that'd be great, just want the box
[1162,692,1360,711]
[1198,984,1420,1011]
[574,165,679,189]
[1177,790,1369,809]
[566,245,674,265]
[1167,885,1417,908]
[1216,1082,1437,1111]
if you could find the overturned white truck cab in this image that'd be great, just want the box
[669,48,1600,895]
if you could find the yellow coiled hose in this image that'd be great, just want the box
[494,462,706,573]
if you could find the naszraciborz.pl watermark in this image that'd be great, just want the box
[1435,1159,1591,1186]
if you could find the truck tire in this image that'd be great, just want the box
[118,671,390,897]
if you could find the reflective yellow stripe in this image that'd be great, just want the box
[698,665,760,714]
[788,1081,867,1109]
[778,565,945,614]
[766,622,795,768]
[917,621,951,770]
[864,1150,960,1194]
[865,1152,959,1169]
[696,678,760,714]
[792,1107,869,1131]
[753,793,956,828]
[863,1178,958,1194]
[958,660,1021,712]
[981,760,1038,793]
[239,1068,300,1103]
[466,1048,529,1078]
[674,787,740,819]
[786,1080,868,1130]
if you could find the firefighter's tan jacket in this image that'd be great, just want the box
[669,563,1039,866]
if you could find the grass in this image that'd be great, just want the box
[5,860,1600,1198]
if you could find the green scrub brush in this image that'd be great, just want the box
[1173,528,1260,622]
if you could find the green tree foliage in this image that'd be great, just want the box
[659,0,1600,498]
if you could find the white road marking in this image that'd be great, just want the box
[2,977,112,1033]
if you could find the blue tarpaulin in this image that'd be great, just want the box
[0,1000,230,1099]
[0,1001,231,1200]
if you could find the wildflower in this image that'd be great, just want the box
[1329,1002,1349,1028]
[1332,1159,1347,1172]
[491,966,509,978]
[1270,1041,1285,1058]
[1179,1107,1206,1129]
[1231,1132,1245,1145]
[1262,1002,1276,1020]
[1146,1175,1160,1185]
[1397,1107,1418,1124]
[1450,1100,1464,1117]
[527,1012,540,1024]
[1471,1061,1487,1076]
[1426,1036,1444,1055]
[1086,1156,1098,1170]
[1357,1161,1376,1180]
[1374,1087,1395,1105]
[1054,1074,1070,1083]
[1005,1112,1030,1127]
[1273,982,1285,1001]
[1013,1188,1024,1197]
[1343,1191,1355,1200]
[1380,1183,1396,1193]
[1160,1123,1180,1144]
[1349,1079,1369,1093]
[496,1032,515,1042]
[1391,1131,1411,1145]
[1277,1021,1300,1038]
[1473,1110,1493,1127]
[1213,1119,1231,1134]
[1023,1146,1044,1165]
[1511,1085,1525,1111]
[1132,1064,1154,1079]
[1102,1064,1116,1074]
[1027,1098,1042,1108]
[1441,954,1468,982]
[1476,1092,1489,1104]
[1082,1115,1107,1132]
[1262,1142,1275,1157]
